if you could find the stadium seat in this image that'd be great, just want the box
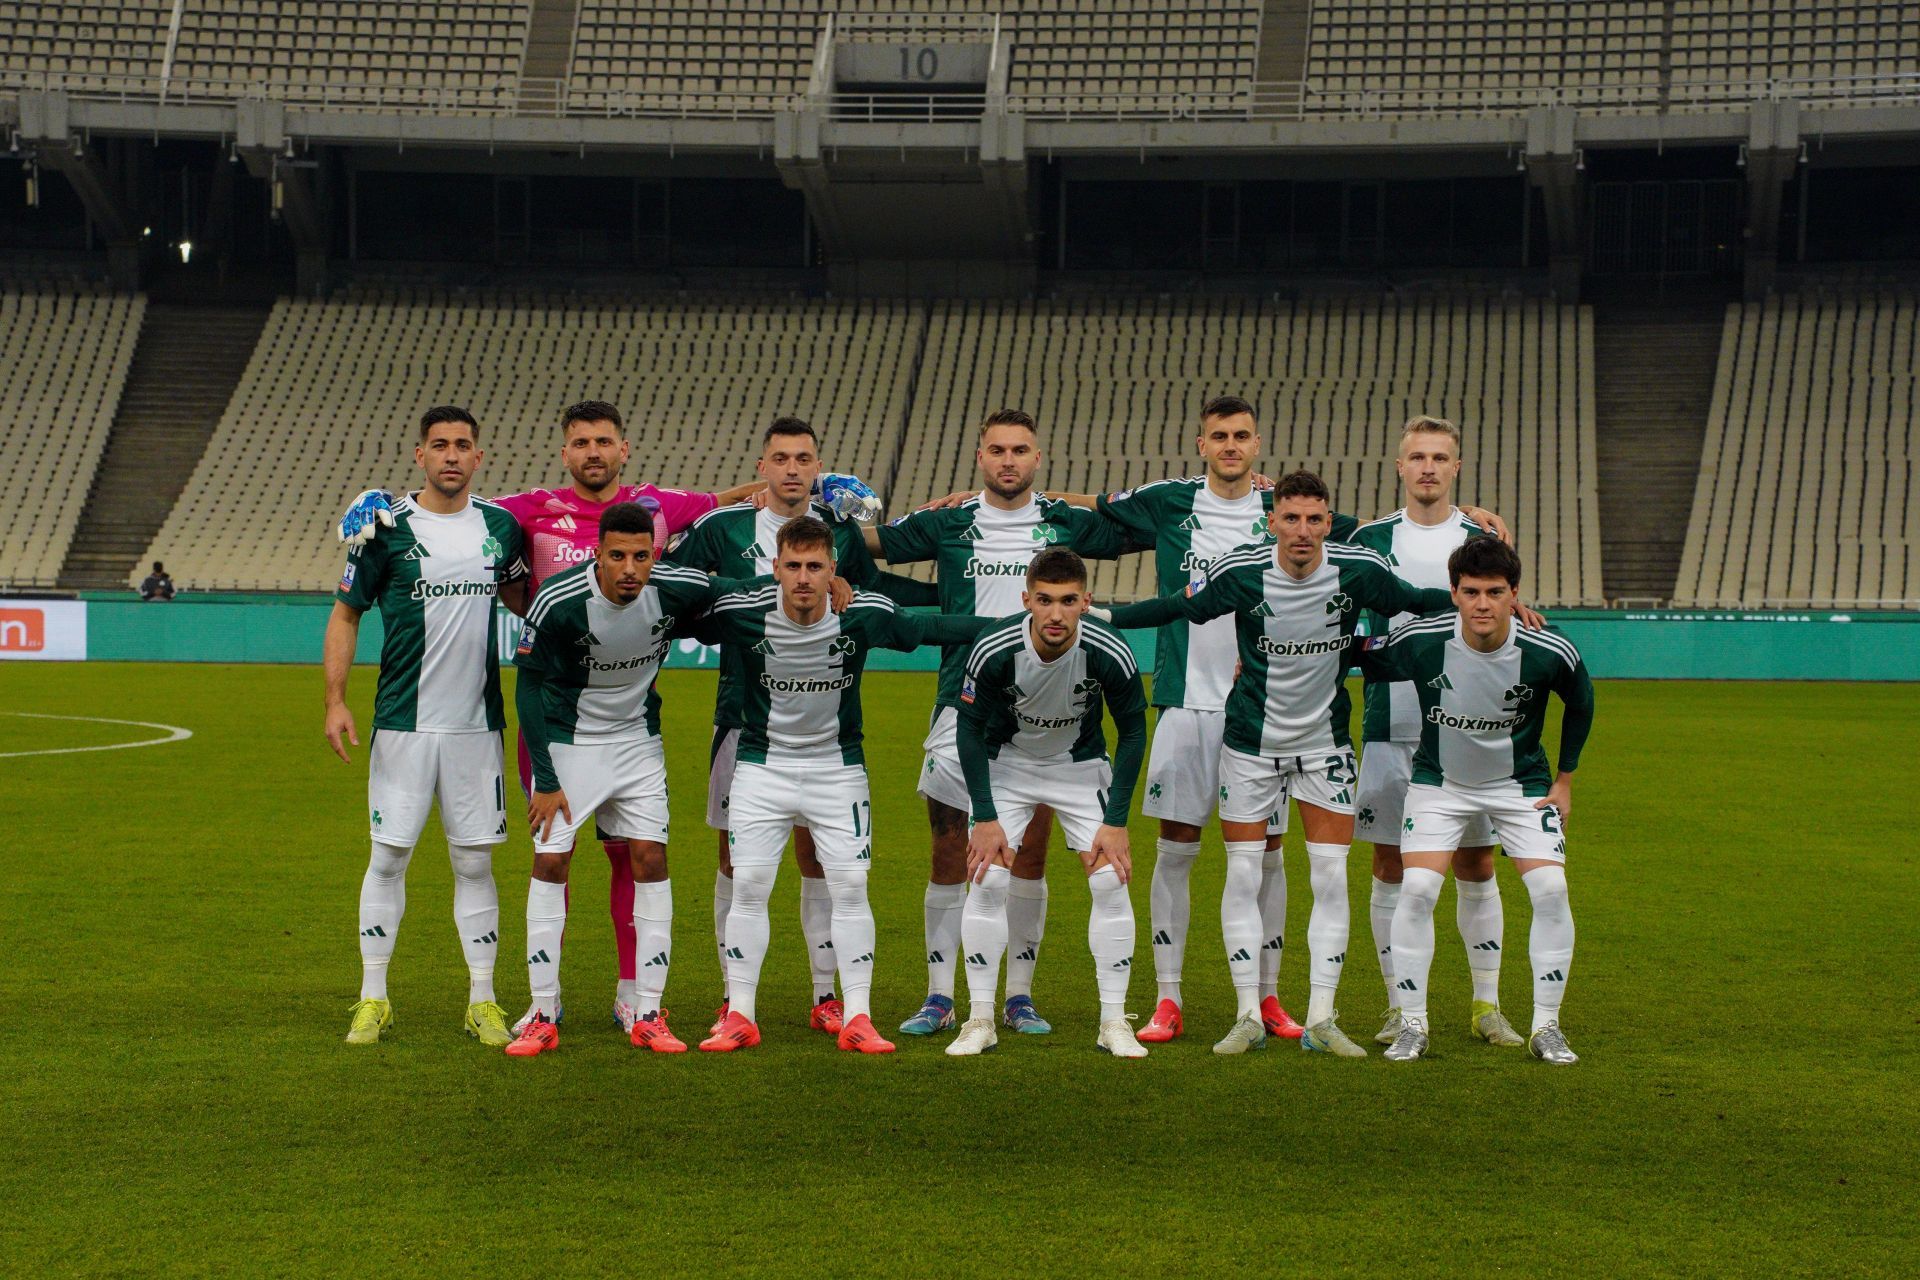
[0,289,145,588]
[1674,292,1918,609]
[140,291,924,592]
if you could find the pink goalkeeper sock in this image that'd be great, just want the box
[605,841,638,982]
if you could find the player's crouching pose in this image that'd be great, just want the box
[949,549,1151,1059]
[1356,537,1593,1065]
[1104,470,1456,1057]
[507,501,747,1056]
[324,406,530,1047]
[692,517,988,1054]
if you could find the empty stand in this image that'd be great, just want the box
[893,296,1604,606]
[0,291,145,588]
[1670,1,1920,103]
[0,1,173,90]
[167,2,533,104]
[1305,2,1666,112]
[141,292,923,591]
[1675,293,1917,609]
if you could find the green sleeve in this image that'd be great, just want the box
[1064,504,1131,561]
[497,519,530,585]
[1356,559,1453,618]
[334,538,387,611]
[1108,566,1243,629]
[888,610,991,651]
[1101,667,1149,826]
[1354,631,1410,683]
[1331,511,1359,541]
[665,520,720,572]
[514,665,559,793]
[1091,488,1162,553]
[956,644,1009,822]
[1554,649,1596,774]
[869,570,940,607]
[875,509,942,563]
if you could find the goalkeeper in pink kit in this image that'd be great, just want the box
[336,399,883,1034]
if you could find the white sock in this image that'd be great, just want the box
[1390,868,1445,1027]
[1523,865,1574,1032]
[1304,842,1350,1027]
[449,843,498,1005]
[1149,838,1199,1003]
[1087,867,1135,1022]
[712,868,733,988]
[1221,840,1264,1019]
[960,865,1010,1023]
[1005,874,1048,1002]
[723,863,778,1024]
[1370,875,1402,1007]
[924,881,965,1000]
[633,879,672,1018]
[358,841,412,1001]
[524,877,567,1018]
[1258,844,1287,999]
[1457,875,1504,1006]
[824,865,876,1022]
[800,874,837,1003]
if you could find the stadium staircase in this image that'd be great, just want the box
[1592,303,1724,603]
[522,0,580,83]
[58,304,270,590]
[1256,0,1313,84]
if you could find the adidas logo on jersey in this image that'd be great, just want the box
[401,543,431,561]
[751,639,776,655]
[1427,673,1455,690]
[959,521,984,541]
[554,515,577,533]
[743,543,769,560]
[1249,601,1274,618]
[1176,515,1202,531]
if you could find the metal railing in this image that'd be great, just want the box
[5,69,1918,124]
[824,91,989,123]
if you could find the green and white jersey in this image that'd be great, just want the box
[334,493,528,733]
[1358,616,1595,796]
[513,559,726,744]
[1109,541,1453,758]
[875,492,1129,708]
[957,614,1149,825]
[691,589,986,767]
[1351,508,1490,743]
[668,500,935,730]
[1095,476,1362,710]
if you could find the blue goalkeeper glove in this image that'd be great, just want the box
[337,488,395,547]
[815,473,881,523]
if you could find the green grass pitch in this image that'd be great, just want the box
[2,663,1913,1277]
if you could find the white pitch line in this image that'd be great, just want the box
[0,712,194,759]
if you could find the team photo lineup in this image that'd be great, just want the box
[323,396,1591,1066]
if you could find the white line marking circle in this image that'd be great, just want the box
[0,712,194,759]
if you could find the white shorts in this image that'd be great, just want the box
[535,735,670,854]
[707,726,740,830]
[1356,741,1494,848]
[1402,781,1568,863]
[1144,708,1287,836]
[977,754,1114,854]
[1217,746,1358,825]
[368,728,507,847]
[727,760,873,870]
[916,706,972,812]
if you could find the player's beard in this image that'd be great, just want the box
[570,462,620,501]
[983,470,1033,501]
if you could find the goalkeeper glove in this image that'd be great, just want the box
[337,489,395,547]
[815,472,881,523]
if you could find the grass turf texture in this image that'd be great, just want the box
[2,663,1913,1277]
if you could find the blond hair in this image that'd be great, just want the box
[1400,415,1461,451]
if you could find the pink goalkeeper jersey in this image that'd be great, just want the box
[493,483,719,592]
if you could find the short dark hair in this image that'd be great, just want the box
[418,405,478,441]
[1201,395,1256,423]
[152,561,163,573]
[979,408,1037,441]
[598,501,656,542]
[1449,536,1523,588]
[1027,547,1088,590]
[776,514,835,557]
[1272,469,1330,503]
[561,400,624,436]
[764,416,818,447]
